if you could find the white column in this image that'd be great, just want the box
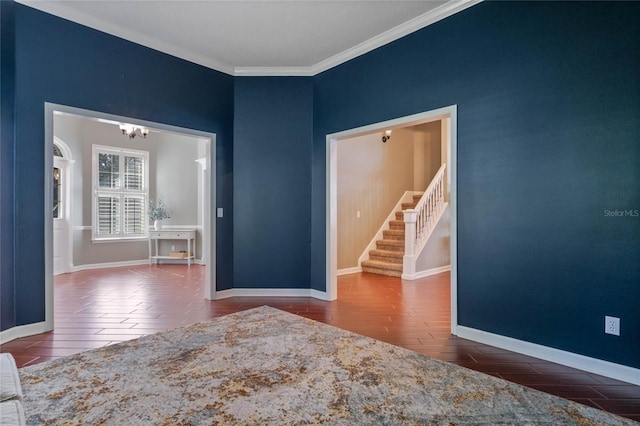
[403,209,418,277]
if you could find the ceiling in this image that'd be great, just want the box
[18,0,480,76]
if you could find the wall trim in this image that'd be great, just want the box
[71,259,149,272]
[337,266,362,276]
[402,265,451,280]
[235,0,483,76]
[214,288,329,301]
[0,321,51,345]
[68,258,206,272]
[302,0,483,77]
[19,0,481,77]
[17,0,236,75]
[72,224,203,231]
[456,326,640,386]
[309,289,331,301]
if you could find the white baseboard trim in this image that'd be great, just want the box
[71,259,149,272]
[337,266,362,276]
[456,325,640,386]
[310,289,333,301]
[0,321,51,345]
[214,288,331,301]
[402,265,451,280]
[60,259,204,274]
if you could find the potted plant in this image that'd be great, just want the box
[148,199,171,230]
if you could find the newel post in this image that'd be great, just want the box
[403,209,418,277]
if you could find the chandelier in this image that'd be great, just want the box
[119,123,149,139]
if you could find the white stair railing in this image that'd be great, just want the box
[403,164,447,276]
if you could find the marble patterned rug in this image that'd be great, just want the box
[20,306,634,425]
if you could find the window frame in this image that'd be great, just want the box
[91,144,149,242]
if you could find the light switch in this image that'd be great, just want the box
[357,210,361,218]
[217,208,223,218]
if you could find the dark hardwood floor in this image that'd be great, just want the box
[1,265,638,421]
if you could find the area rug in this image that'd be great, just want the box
[20,306,634,425]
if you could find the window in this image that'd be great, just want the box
[92,145,149,240]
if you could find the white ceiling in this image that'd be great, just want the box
[19,0,480,76]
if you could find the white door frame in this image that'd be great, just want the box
[43,103,217,332]
[325,105,458,335]
[52,137,73,275]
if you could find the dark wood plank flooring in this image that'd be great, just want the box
[1,265,638,421]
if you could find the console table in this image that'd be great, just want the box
[148,229,196,266]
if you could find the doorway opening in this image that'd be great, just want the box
[53,137,73,275]
[326,105,458,334]
[44,103,216,331]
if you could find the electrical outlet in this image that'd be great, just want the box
[171,245,176,252]
[605,316,620,336]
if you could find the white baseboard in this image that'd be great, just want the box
[214,288,330,301]
[59,259,205,274]
[71,259,150,272]
[310,289,333,301]
[337,266,362,276]
[456,325,640,386]
[402,265,451,280]
[0,321,51,345]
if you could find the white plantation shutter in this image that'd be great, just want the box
[124,196,145,235]
[124,156,144,190]
[93,145,148,240]
[97,196,120,235]
[98,152,119,189]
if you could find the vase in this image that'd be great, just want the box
[154,220,162,231]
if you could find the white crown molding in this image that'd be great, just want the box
[308,0,482,76]
[234,67,316,77]
[16,0,236,76]
[18,0,481,77]
[236,0,482,76]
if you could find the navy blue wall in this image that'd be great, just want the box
[1,3,234,330]
[1,1,17,331]
[233,77,312,288]
[313,1,639,367]
[2,0,638,371]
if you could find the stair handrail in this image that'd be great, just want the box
[404,164,447,258]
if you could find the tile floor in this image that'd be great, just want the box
[1,265,638,421]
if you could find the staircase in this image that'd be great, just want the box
[360,194,422,277]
